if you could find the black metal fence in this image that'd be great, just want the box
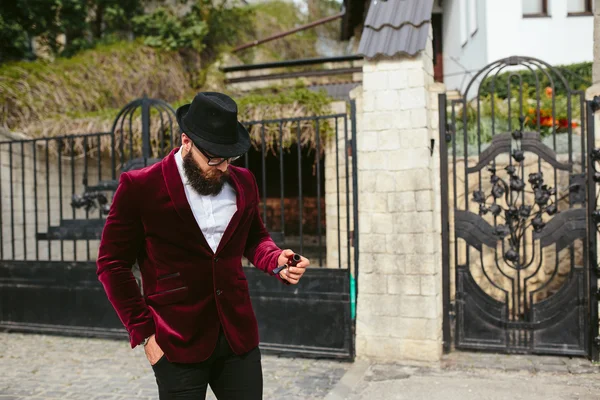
[0,97,359,359]
[0,115,357,270]
[0,132,112,262]
[236,112,358,271]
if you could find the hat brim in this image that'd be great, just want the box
[176,103,251,158]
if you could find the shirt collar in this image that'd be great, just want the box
[175,147,189,186]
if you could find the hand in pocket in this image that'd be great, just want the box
[144,335,165,366]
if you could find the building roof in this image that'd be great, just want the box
[358,0,434,58]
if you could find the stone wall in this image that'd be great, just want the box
[353,26,444,362]
[593,0,600,85]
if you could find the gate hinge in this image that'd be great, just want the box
[445,123,453,143]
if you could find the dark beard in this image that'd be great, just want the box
[182,151,230,196]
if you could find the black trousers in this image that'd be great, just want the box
[152,331,263,400]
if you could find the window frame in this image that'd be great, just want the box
[522,0,550,18]
[567,0,593,17]
[468,0,478,36]
[459,0,468,46]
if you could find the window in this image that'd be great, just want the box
[459,0,468,46]
[522,0,548,17]
[468,0,477,36]
[567,0,593,15]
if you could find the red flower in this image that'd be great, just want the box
[540,116,554,127]
[557,119,579,128]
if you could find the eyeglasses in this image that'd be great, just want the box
[196,146,241,166]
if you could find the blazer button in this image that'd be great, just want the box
[216,289,223,296]
[214,257,220,263]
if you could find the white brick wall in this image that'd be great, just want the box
[354,30,445,362]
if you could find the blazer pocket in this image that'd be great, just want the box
[236,277,250,293]
[146,286,189,306]
[157,272,181,280]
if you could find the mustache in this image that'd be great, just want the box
[182,151,229,195]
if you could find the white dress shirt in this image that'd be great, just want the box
[175,148,237,253]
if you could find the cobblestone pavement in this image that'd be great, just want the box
[0,333,350,400]
[4,332,600,400]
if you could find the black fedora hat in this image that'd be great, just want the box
[176,92,250,158]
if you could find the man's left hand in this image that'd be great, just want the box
[277,249,309,284]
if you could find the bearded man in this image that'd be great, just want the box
[97,92,309,400]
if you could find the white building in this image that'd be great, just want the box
[440,0,594,93]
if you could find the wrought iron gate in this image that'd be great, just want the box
[0,96,359,360]
[439,56,599,358]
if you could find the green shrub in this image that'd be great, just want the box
[452,85,584,146]
[479,62,592,98]
[0,41,191,130]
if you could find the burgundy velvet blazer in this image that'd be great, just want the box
[97,148,284,363]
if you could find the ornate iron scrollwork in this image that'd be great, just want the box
[471,120,567,270]
[447,55,593,357]
[590,147,600,348]
[590,148,600,263]
[71,191,110,215]
[591,149,600,197]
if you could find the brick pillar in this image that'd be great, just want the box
[587,0,600,147]
[587,1,600,98]
[354,30,445,361]
[593,0,600,85]
[587,0,600,99]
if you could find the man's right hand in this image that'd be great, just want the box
[144,334,164,365]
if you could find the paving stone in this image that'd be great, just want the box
[364,364,421,381]
[502,357,535,373]
[567,365,600,374]
[0,332,350,400]
[534,363,571,373]
[530,355,569,366]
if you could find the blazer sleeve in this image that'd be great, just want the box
[242,171,288,284]
[97,172,155,348]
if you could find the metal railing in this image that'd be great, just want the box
[0,111,358,272]
[237,111,357,270]
[0,132,112,262]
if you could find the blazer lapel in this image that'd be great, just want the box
[162,148,212,251]
[215,167,245,254]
